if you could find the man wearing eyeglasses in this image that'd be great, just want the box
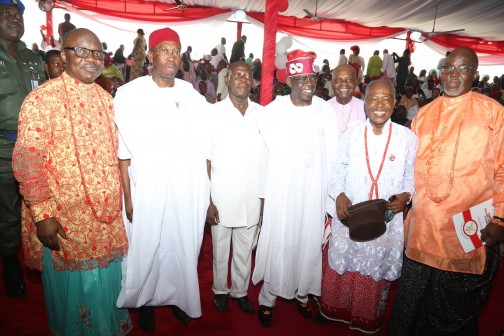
[0,0,45,299]
[12,28,131,334]
[252,49,338,327]
[389,46,504,334]
[114,27,210,333]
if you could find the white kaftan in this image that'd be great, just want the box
[252,95,339,299]
[328,120,417,281]
[114,76,210,318]
[208,97,264,228]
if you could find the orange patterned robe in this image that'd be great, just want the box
[13,72,128,271]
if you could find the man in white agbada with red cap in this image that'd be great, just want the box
[252,49,339,327]
[114,27,210,333]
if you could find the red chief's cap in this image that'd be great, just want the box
[285,49,317,77]
[149,27,181,49]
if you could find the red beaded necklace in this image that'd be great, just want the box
[365,122,392,200]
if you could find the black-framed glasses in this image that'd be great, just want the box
[333,77,355,85]
[440,65,476,75]
[64,47,105,60]
[291,75,318,84]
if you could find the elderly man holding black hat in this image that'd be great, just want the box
[252,49,339,327]
[0,0,45,298]
[114,27,210,333]
[316,79,417,334]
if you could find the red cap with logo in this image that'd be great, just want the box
[285,49,317,77]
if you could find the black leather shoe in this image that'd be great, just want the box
[138,306,155,333]
[314,311,328,324]
[170,305,192,323]
[213,294,227,312]
[258,305,273,327]
[2,255,27,298]
[232,296,255,314]
[3,271,27,298]
[294,299,313,319]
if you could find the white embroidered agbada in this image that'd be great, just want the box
[328,120,417,281]
[252,95,339,298]
[114,76,210,318]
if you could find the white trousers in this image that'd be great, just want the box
[211,224,258,298]
[258,281,309,307]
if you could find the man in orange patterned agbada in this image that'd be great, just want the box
[13,28,131,335]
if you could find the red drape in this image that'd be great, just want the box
[45,11,53,45]
[260,0,278,106]
[57,1,230,22]
[249,13,404,40]
[426,34,504,56]
[57,1,504,55]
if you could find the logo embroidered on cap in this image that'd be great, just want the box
[289,62,304,75]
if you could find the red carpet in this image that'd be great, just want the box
[1,224,503,336]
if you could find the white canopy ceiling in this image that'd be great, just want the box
[154,0,504,41]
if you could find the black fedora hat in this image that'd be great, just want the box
[340,199,387,242]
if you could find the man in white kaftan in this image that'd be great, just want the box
[114,28,210,333]
[382,49,396,84]
[206,61,265,315]
[252,50,338,327]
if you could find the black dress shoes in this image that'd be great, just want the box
[232,296,255,314]
[138,306,155,333]
[257,305,273,327]
[170,305,192,323]
[3,271,26,298]
[314,311,328,324]
[2,254,27,298]
[294,299,313,319]
[213,294,227,312]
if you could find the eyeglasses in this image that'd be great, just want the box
[63,47,105,60]
[155,48,181,57]
[440,65,476,75]
[291,75,317,84]
[0,9,22,20]
[230,72,252,80]
[333,77,355,85]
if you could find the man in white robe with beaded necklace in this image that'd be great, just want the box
[316,80,417,334]
[328,64,366,137]
[252,49,338,328]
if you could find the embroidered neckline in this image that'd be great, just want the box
[423,98,467,202]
